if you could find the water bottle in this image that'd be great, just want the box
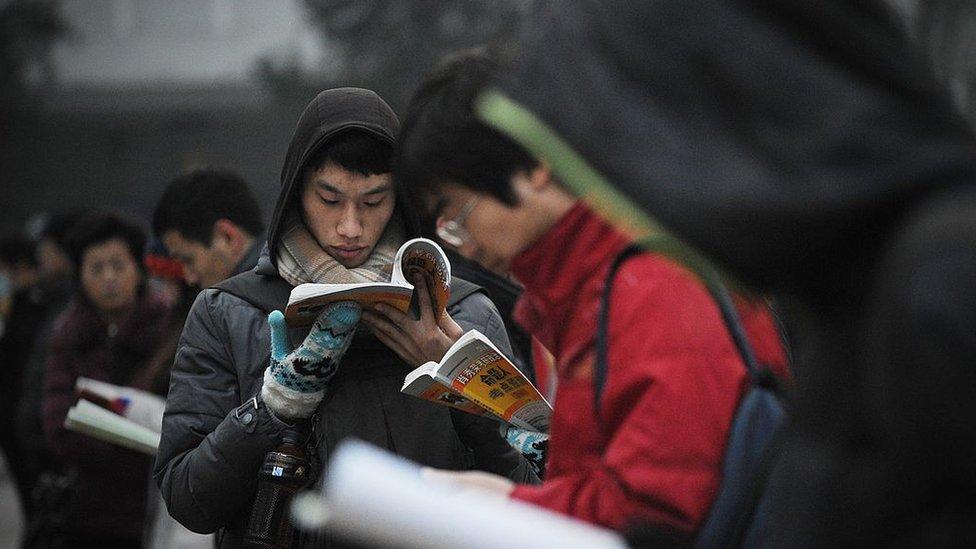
[244,429,310,548]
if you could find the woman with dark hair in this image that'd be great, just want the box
[42,212,173,547]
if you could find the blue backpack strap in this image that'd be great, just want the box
[594,244,644,417]
[595,243,787,548]
[595,245,781,415]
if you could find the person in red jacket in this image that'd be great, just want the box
[371,51,789,536]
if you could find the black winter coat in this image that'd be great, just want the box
[154,254,533,548]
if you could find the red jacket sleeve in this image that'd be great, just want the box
[511,256,754,533]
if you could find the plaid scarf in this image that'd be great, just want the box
[276,209,405,286]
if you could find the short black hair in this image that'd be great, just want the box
[67,212,147,274]
[303,130,392,179]
[153,168,264,245]
[395,50,537,207]
[0,234,37,268]
[39,209,90,251]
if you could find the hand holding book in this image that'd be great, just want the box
[420,467,515,500]
[362,273,464,367]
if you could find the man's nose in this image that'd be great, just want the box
[337,206,363,239]
[183,268,199,287]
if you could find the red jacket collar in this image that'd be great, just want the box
[510,202,631,354]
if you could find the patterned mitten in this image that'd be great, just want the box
[260,302,361,419]
[504,426,549,478]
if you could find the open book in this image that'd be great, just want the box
[63,377,167,455]
[401,330,552,433]
[65,400,160,455]
[285,238,450,327]
[291,439,626,549]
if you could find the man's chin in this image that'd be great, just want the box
[331,249,371,269]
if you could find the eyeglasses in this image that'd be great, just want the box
[436,197,478,248]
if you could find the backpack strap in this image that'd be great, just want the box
[594,244,773,416]
[594,244,645,416]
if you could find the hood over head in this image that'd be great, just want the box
[268,87,414,267]
[490,0,976,303]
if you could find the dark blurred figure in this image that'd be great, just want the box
[0,234,43,522]
[42,212,172,547]
[494,0,976,545]
[14,210,88,546]
[152,168,265,290]
[146,168,265,399]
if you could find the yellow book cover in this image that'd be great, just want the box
[401,330,551,433]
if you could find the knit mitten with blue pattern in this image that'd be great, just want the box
[260,302,361,420]
[504,426,549,478]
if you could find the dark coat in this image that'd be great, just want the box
[0,286,47,515]
[155,88,533,548]
[42,290,172,541]
[154,254,530,547]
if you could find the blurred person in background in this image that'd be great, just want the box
[13,210,89,546]
[152,168,265,290]
[42,212,173,547]
[34,211,82,303]
[143,168,267,549]
[0,234,44,524]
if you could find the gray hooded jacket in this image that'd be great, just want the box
[154,88,534,548]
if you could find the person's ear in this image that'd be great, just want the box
[511,162,553,201]
[527,161,553,191]
[211,219,244,254]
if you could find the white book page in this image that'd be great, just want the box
[66,400,160,454]
[293,440,626,549]
[75,377,167,432]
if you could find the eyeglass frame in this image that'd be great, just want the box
[435,196,479,248]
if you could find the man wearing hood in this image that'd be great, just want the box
[154,87,533,548]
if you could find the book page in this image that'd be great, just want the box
[75,377,166,433]
[285,238,451,326]
[434,331,552,433]
[392,238,451,316]
[285,283,412,326]
[65,399,161,455]
[292,440,626,549]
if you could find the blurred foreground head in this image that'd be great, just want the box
[484,1,976,545]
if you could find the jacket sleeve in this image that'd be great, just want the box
[449,292,539,485]
[510,259,752,532]
[153,290,288,534]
